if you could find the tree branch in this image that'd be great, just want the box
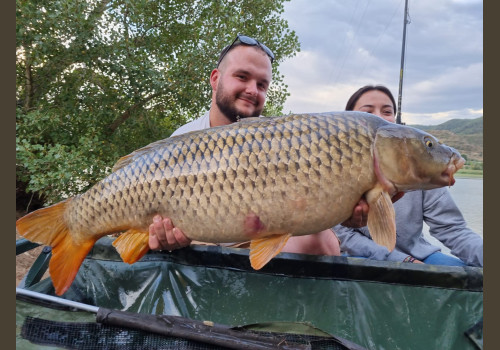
[108,92,163,133]
[24,52,33,110]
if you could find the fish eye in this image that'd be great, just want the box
[424,137,434,148]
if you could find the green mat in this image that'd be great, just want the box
[17,237,483,350]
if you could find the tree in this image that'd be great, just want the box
[16,0,300,209]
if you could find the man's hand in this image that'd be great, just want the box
[149,215,192,251]
[341,198,369,228]
[341,192,405,228]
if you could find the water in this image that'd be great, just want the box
[448,178,483,236]
[423,178,483,254]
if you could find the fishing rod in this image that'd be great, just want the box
[396,0,410,125]
[16,288,309,350]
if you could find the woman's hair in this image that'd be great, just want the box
[345,85,397,114]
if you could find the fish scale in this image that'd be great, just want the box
[16,111,465,295]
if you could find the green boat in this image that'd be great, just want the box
[16,236,483,350]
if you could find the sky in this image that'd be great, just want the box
[278,0,483,125]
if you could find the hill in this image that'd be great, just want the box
[410,117,483,135]
[408,117,483,164]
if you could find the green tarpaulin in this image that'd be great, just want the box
[17,237,483,350]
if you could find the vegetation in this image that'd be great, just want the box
[456,169,483,178]
[16,0,300,210]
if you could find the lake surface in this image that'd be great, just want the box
[423,177,483,254]
[448,178,483,236]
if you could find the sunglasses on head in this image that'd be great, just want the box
[216,34,275,67]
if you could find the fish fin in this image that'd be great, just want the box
[16,200,69,246]
[239,117,262,123]
[112,154,135,172]
[249,233,292,270]
[365,185,396,251]
[112,138,171,172]
[50,235,97,296]
[16,199,97,295]
[112,229,150,264]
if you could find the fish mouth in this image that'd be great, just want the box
[441,155,466,186]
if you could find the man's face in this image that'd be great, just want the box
[214,45,272,122]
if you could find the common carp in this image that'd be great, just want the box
[17,111,464,295]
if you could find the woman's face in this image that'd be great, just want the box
[353,90,396,123]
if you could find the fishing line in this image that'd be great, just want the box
[356,0,405,82]
[326,0,362,84]
[332,0,370,84]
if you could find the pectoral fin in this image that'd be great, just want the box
[365,184,396,251]
[113,229,150,264]
[249,233,292,270]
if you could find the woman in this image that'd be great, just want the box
[335,85,483,266]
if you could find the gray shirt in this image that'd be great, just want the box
[334,188,483,266]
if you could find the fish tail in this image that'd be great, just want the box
[16,199,97,295]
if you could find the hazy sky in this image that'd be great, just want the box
[279,0,483,125]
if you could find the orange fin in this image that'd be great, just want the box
[366,184,396,251]
[50,235,97,296]
[16,200,69,246]
[16,199,97,295]
[249,233,292,270]
[112,229,150,264]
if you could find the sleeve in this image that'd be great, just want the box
[334,224,409,262]
[423,188,483,267]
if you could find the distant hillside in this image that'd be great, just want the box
[408,117,483,163]
[410,117,483,135]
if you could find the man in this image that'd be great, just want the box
[149,35,367,255]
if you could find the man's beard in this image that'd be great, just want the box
[215,83,262,123]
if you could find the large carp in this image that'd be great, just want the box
[17,112,464,295]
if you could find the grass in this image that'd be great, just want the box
[456,168,483,178]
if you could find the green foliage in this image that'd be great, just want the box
[16,0,300,205]
[456,169,483,178]
[468,161,483,171]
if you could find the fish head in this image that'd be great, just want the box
[374,124,465,192]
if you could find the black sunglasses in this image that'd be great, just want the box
[216,34,275,67]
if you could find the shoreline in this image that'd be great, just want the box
[455,169,483,179]
[455,174,483,179]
